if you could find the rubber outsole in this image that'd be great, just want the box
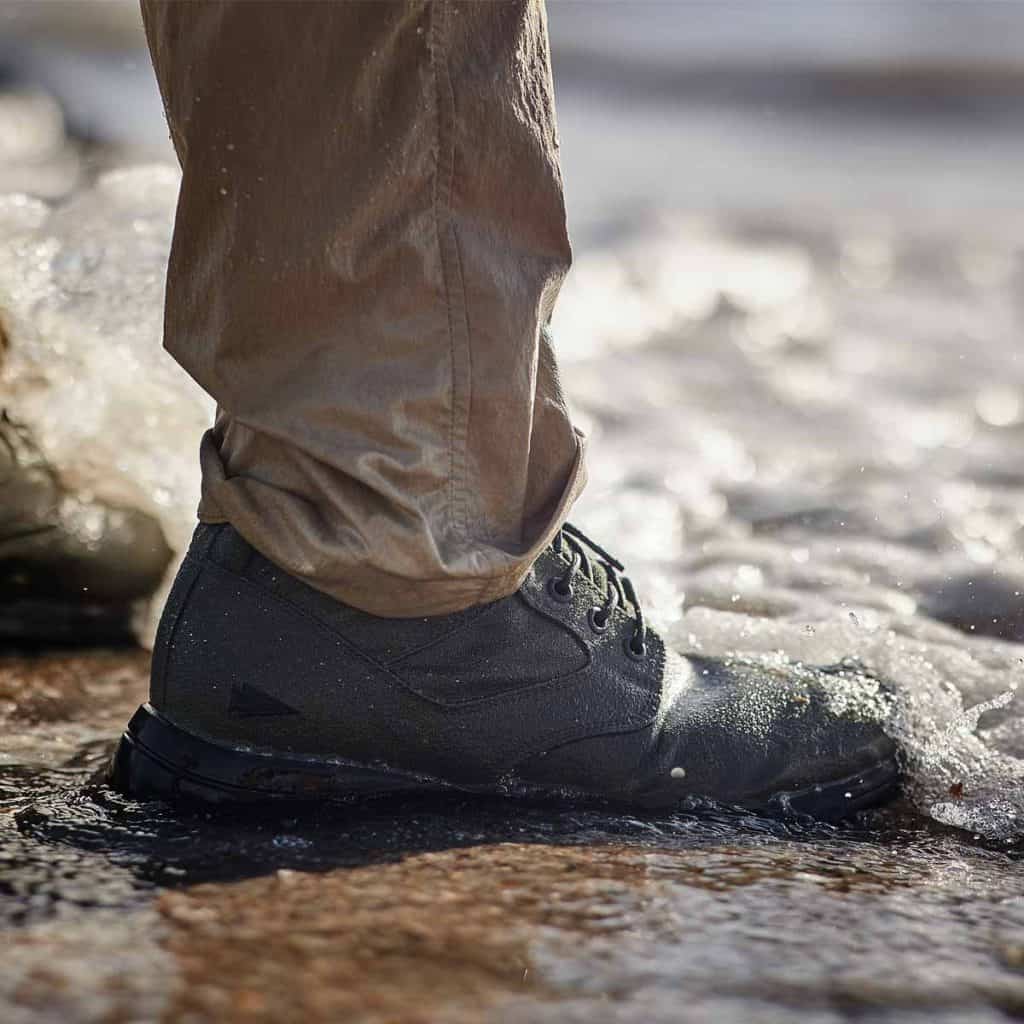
[109,703,900,820]
[760,757,901,818]
[110,704,445,805]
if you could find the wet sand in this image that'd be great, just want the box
[3,650,1024,1023]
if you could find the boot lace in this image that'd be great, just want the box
[550,523,648,659]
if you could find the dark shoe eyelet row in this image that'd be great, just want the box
[548,578,646,660]
[624,638,647,661]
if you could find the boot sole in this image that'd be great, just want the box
[109,703,900,820]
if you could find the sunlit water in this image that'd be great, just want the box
[3,78,1024,1020]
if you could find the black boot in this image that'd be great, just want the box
[111,522,900,819]
[0,411,173,644]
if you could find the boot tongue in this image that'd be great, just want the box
[556,537,635,616]
[587,559,611,600]
[552,526,646,647]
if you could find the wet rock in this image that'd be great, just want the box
[0,414,172,646]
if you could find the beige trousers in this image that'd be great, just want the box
[141,0,585,617]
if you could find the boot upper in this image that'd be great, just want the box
[152,523,896,809]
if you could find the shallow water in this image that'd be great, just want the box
[5,38,1024,1020]
[2,651,1024,1023]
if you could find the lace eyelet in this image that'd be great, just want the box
[546,576,573,603]
[624,637,647,661]
[587,607,609,633]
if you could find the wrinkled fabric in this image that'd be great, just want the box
[141,0,585,616]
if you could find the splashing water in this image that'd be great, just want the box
[664,610,1024,840]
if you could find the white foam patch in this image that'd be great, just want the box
[668,608,1024,839]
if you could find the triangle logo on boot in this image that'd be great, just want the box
[228,682,300,718]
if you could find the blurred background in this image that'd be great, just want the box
[3,1,1024,220]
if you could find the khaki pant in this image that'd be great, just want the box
[141,0,585,617]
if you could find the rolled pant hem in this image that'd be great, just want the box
[197,430,588,619]
[191,519,532,615]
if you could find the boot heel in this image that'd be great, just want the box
[109,726,184,802]
[108,703,443,806]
